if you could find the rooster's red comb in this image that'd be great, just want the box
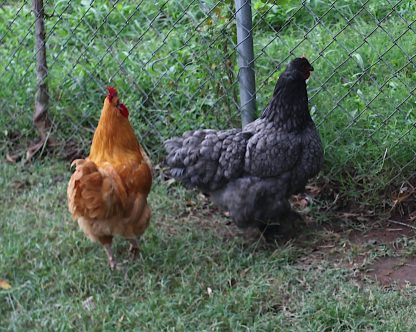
[107,86,118,100]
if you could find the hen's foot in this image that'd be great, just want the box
[259,211,303,242]
[128,239,139,258]
[278,211,303,237]
[258,223,283,242]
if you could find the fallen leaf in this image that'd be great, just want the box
[298,198,309,209]
[6,153,19,163]
[26,140,45,160]
[207,287,213,297]
[165,178,176,187]
[239,267,250,277]
[82,296,95,311]
[185,200,195,207]
[305,185,322,196]
[0,279,11,289]
[228,278,237,287]
[12,180,30,191]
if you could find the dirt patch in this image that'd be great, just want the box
[291,217,416,288]
[366,257,416,287]
[160,186,416,288]
[10,179,31,192]
[344,220,416,288]
[349,225,413,245]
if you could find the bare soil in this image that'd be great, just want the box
[161,184,416,288]
[348,221,416,288]
[366,257,416,287]
[349,226,412,245]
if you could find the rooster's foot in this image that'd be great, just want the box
[128,239,140,258]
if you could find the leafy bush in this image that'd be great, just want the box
[0,0,414,201]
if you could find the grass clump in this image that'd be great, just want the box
[2,161,416,330]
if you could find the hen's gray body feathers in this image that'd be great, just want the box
[165,129,251,191]
[164,58,323,237]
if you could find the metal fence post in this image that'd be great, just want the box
[235,0,256,127]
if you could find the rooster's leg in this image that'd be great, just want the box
[103,244,117,270]
[98,235,116,269]
[128,239,139,258]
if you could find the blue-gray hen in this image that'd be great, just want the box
[164,57,323,240]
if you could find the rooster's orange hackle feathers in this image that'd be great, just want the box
[67,87,152,269]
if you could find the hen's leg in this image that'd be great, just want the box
[257,199,302,242]
[98,235,116,269]
[257,222,279,241]
[128,239,139,258]
[276,210,303,238]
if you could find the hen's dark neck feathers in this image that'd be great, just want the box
[262,68,312,131]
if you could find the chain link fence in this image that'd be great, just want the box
[1,0,415,205]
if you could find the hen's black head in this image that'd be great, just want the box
[287,57,314,80]
[261,57,314,129]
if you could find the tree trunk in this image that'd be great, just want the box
[29,0,51,159]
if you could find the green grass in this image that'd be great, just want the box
[2,160,416,331]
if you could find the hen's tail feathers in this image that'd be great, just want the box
[67,159,128,220]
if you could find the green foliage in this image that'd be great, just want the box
[1,0,240,154]
[251,4,415,199]
[253,0,397,31]
[0,0,414,202]
[253,0,300,29]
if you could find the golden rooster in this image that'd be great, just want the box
[67,87,152,269]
